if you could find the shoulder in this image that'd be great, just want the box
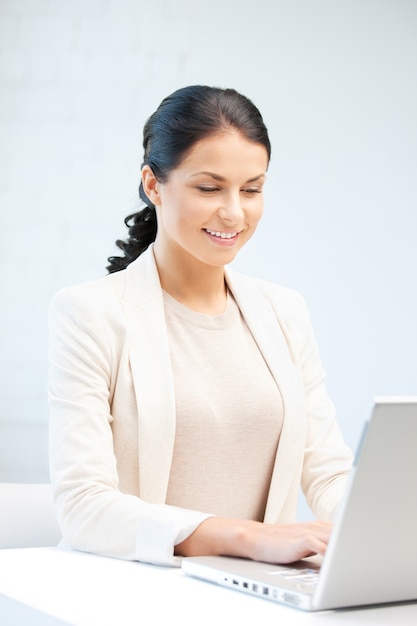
[48,246,161,331]
[49,270,128,328]
[52,246,162,313]
[226,268,309,320]
[227,270,321,366]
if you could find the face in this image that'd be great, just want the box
[142,131,269,269]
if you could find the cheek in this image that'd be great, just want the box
[159,195,186,229]
[250,202,264,225]
[176,196,209,225]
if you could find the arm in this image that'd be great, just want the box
[48,285,211,566]
[176,517,332,563]
[281,290,354,519]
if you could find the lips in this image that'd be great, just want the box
[204,229,238,239]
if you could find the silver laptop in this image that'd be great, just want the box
[182,397,417,611]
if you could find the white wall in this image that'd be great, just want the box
[1,1,416,517]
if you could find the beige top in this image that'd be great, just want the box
[164,290,284,521]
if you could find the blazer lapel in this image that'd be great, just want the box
[119,252,306,520]
[121,248,176,504]
[226,269,307,523]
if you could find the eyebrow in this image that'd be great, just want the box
[189,172,266,183]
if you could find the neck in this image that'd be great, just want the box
[153,245,227,315]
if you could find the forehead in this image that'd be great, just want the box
[177,131,269,173]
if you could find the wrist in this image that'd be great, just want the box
[175,516,258,559]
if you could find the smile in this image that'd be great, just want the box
[204,229,238,239]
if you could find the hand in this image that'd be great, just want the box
[236,519,332,563]
[175,517,332,564]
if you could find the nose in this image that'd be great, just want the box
[218,191,244,223]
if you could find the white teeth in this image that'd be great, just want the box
[206,229,237,239]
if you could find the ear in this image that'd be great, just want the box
[142,165,162,207]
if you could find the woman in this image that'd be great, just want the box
[48,85,353,566]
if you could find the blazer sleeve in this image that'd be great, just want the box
[278,289,354,520]
[48,284,211,566]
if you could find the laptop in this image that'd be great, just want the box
[182,397,417,611]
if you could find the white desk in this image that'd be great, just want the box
[0,548,416,626]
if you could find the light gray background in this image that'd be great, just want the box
[1,0,416,520]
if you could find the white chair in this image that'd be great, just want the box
[0,483,62,548]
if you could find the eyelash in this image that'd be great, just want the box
[197,187,262,195]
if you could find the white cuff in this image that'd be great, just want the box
[135,504,213,566]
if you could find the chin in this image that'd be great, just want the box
[205,252,240,267]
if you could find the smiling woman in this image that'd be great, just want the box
[107,86,271,274]
[48,85,353,567]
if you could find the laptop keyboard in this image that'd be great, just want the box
[278,567,320,587]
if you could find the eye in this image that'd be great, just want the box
[242,187,263,195]
[197,186,219,193]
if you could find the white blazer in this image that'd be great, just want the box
[48,245,353,565]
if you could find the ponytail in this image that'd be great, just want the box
[106,181,157,273]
